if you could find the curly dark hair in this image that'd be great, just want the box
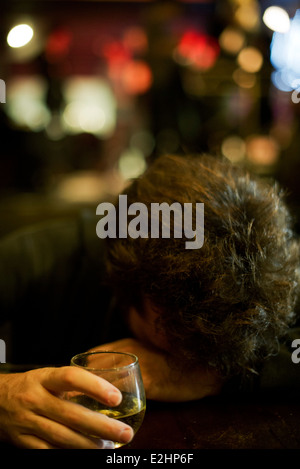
[104,154,300,380]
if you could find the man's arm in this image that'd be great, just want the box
[89,338,224,402]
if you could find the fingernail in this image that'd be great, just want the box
[119,426,134,444]
[101,440,115,449]
[107,390,122,406]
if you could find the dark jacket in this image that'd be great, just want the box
[0,210,129,366]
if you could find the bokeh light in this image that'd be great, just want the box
[6,76,51,131]
[219,27,245,55]
[234,1,261,32]
[221,135,246,163]
[174,30,220,71]
[232,68,256,89]
[62,77,116,137]
[118,148,147,180]
[121,60,153,95]
[1,0,299,215]
[263,6,290,33]
[246,135,280,166]
[270,9,300,91]
[7,24,34,48]
[237,46,263,73]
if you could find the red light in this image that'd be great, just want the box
[45,28,72,63]
[176,30,220,70]
[102,40,131,65]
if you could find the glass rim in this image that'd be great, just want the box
[70,350,139,372]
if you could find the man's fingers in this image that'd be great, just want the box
[19,410,123,449]
[39,367,122,406]
[26,367,133,446]
[18,418,115,449]
[40,393,133,445]
[16,434,58,450]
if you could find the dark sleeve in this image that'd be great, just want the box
[0,212,118,365]
[0,217,84,323]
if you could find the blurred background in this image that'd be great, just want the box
[1,0,300,235]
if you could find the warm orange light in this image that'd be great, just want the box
[235,2,260,32]
[121,60,152,95]
[219,27,245,55]
[123,27,148,55]
[246,135,279,166]
[237,47,263,73]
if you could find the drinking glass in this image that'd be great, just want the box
[67,350,146,448]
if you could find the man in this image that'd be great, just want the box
[0,153,299,449]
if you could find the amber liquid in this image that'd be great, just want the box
[69,393,145,448]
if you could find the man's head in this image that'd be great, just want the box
[105,153,300,380]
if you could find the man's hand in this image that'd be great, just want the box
[90,338,223,402]
[0,366,133,449]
